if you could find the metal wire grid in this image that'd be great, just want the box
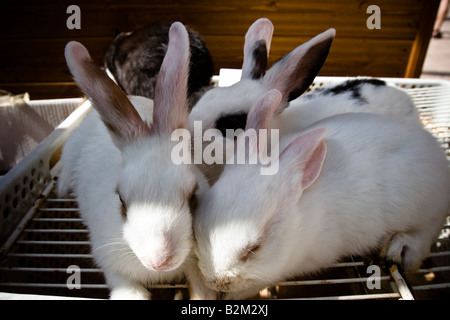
[0,77,449,299]
[0,187,418,300]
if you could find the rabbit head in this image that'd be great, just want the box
[193,89,327,296]
[189,18,335,135]
[65,22,205,272]
[104,22,214,107]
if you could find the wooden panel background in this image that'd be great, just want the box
[0,0,440,99]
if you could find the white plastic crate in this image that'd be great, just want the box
[0,75,449,300]
[0,96,84,174]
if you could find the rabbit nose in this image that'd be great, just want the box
[142,253,173,271]
[211,276,232,291]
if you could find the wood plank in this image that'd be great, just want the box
[0,35,412,83]
[204,36,412,77]
[405,0,440,77]
[0,38,111,83]
[0,83,82,100]
[0,0,435,100]
[0,0,422,39]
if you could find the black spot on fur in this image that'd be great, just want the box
[215,113,248,136]
[323,79,386,102]
[251,40,268,80]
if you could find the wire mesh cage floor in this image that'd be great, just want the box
[0,75,449,300]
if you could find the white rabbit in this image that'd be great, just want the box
[188,18,335,184]
[189,18,422,184]
[189,18,336,136]
[58,22,215,300]
[193,89,450,299]
[190,18,421,137]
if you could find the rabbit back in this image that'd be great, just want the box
[285,113,450,272]
[273,79,422,138]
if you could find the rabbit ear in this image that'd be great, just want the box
[245,89,282,151]
[65,41,151,149]
[241,18,274,80]
[152,22,190,133]
[263,28,335,104]
[280,128,327,191]
[245,89,281,131]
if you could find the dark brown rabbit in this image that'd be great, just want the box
[105,22,214,108]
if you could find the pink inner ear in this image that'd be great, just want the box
[280,128,327,190]
[153,22,190,133]
[244,18,274,54]
[65,40,151,148]
[244,89,282,156]
[301,140,327,190]
[65,41,91,73]
[241,18,274,79]
[245,89,282,132]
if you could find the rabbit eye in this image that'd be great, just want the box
[119,199,127,219]
[239,242,262,262]
[115,188,127,219]
[188,184,199,214]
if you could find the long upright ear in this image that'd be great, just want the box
[65,41,151,149]
[241,18,274,80]
[280,128,327,191]
[263,28,335,104]
[152,22,190,133]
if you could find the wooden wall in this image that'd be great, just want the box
[0,0,440,100]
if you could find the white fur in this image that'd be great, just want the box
[58,23,215,300]
[190,18,420,136]
[60,105,211,299]
[190,79,423,185]
[189,79,265,134]
[193,96,450,299]
[189,18,422,184]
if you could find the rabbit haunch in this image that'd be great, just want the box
[193,89,450,299]
[59,22,214,299]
